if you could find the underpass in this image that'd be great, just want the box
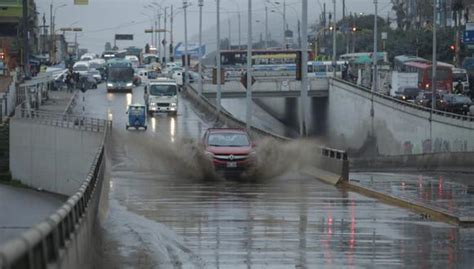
[81,83,474,268]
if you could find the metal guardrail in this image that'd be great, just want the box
[0,123,109,268]
[15,108,108,133]
[332,78,474,122]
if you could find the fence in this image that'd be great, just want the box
[15,108,108,133]
[0,72,54,122]
[0,116,111,268]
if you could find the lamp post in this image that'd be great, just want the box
[301,0,308,136]
[431,0,437,113]
[372,0,378,92]
[246,0,253,130]
[183,0,189,89]
[332,0,336,77]
[216,0,222,114]
[198,0,203,95]
[51,3,67,64]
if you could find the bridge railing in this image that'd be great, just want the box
[333,77,474,122]
[14,108,108,133]
[0,119,111,269]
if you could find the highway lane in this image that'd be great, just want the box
[80,83,474,268]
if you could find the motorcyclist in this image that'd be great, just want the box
[454,80,463,95]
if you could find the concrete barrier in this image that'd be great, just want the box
[0,114,110,269]
[351,152,474,173]
[183,85,348,185]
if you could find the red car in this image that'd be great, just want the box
[202,128,256,177]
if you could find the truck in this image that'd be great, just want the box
[144,78,178,115]
[106,58,134,93]
[390,71,419,97]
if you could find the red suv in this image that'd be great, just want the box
[202,128,255,177]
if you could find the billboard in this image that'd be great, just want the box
[115,34,133,41]
[74,0,88,5]
[173,42,206,59]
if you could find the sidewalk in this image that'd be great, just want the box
[348,172,474,225]
[39,90,76,114]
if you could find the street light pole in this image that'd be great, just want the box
[198,0,203,95]
[216,0,222,114]
[282,0,286,48]
[238,12,241,49]
[22,0,29,77]
[332,0,336,77]
[431,0,437,112]
[372,0,378,92]
[265,6,268,48]
[170,5,174,62]
[164,7,168,64]
[183,1,189,89]
[246,0,252,130]
[301,0,308,136]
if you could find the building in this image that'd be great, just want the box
[0,0,39,72]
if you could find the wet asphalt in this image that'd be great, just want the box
[80,83,474,268]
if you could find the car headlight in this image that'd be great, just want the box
[107,83,113,87]
[205,151,214,159]
[126,82,133,87]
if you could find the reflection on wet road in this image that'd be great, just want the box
[84,84,474,268]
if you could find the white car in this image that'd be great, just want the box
[89,68,102,83]
[73,61,90,76]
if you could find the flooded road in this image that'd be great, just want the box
[83,84,474,268]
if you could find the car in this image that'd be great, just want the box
[415,91,447,110]
[394,87,420,102]
[88,68,102,83]
[202,128,256,178]
[442,94,472,115]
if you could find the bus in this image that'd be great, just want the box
[106,58,134,93]
[393,55,429,72]
[308,61,347,78]
[403,61,453,91]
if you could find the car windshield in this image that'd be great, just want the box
[400,88,419,96]
[453,95,472,103]
[453,73,467,82]
[208,133,250,147]
[150,85,177,96]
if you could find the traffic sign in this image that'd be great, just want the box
[463,30,474,44]
[115,34,133,41]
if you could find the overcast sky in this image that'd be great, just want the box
[36,0,393,53]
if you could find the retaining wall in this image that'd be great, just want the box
[327,78,474,156]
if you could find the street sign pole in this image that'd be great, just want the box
[246,0,252,130]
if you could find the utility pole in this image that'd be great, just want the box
[164,7,167,64]
[158,13,161,58]
[238,12,241,49]
[22,0,29,78]
[282,0,286,48]
[216,0,222,114]
[431,0,437,112]
[50,3,53,63]
[183,1,189,89]
[373,0,378,92]
[265,6,268,49]
[332,0,336,77]
[198,0,203,95]
[297,19,301,48]
[344,0,349,53]
[228,18,231,49]
[154,20,158,50]
[75,32,78,59]
[170,5,174,62]
[301,0,309,136]
[246,0,252,130]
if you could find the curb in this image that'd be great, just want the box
[63,90,78,115]
[340,180,474,227]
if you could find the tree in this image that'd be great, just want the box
[104,42,112,51]
[391,0,406,29]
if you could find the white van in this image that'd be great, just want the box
[144,78,178,115]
